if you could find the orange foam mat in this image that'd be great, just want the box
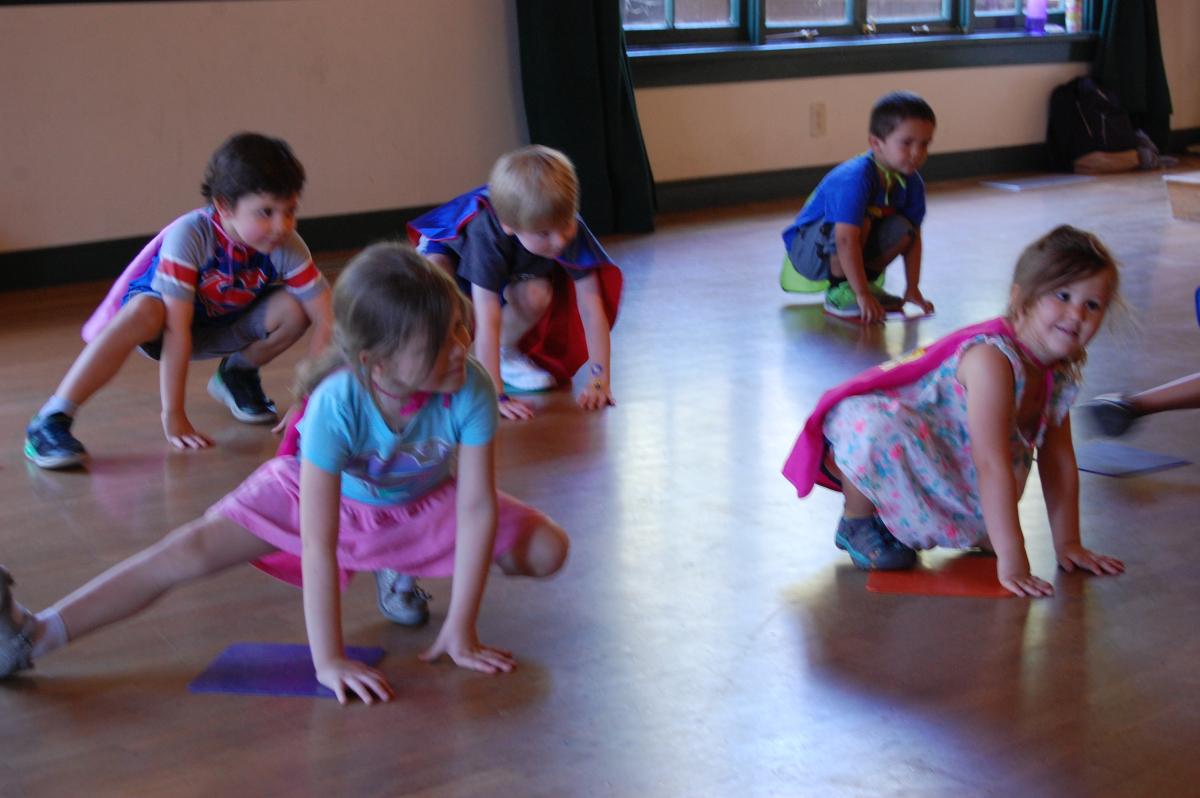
[866,551,1013,598]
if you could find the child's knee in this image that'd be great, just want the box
[504,519,569,577]
[506,278,554,316]
[114,294,167,340]
[882,216,917,251]
[155,517,225,581]
[265,293,310,338]
[538,521,570,575]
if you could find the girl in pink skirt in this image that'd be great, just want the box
[1,243,568,703]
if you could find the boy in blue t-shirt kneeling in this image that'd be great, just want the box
[782,91,937,324]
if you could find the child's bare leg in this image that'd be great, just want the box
[828,217,873,280]
[53,295,166,406]
[500,278,553,346]
[863,217,915,275]
[822,451,914,569]
[47,516,276,645]
[840,477,878,519]
[828,249,845,279]
[495,519,569,577]
[235,291,311,368]
[1127,372,1200,416]
[823,452,876,518]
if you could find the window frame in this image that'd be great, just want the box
[624,0,1080,45]
[625,0,1093,89]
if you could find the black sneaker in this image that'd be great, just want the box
[24,413,88,469]
[207,358,278,424]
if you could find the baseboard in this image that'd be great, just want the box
[654,143,1051,214]
[654,131,1200,215]
[1168,127,1200,153]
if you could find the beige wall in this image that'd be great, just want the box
[636,0,1199,182]
[635,63,1090,182]
[1,0,1195,253]
[0,0,526,252]
[1157,0,1200,128]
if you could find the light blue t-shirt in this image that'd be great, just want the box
[298,358,498,506]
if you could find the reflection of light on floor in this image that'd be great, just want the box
[601,362,839,784]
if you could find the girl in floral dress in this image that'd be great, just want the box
[783,225,1125,597]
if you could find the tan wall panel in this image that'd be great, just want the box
[634,63,1090,182]
[0,0,526,251]
[1158,0,1200,127]
[2,1,1195,251]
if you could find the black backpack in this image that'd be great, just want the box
[1047,77,1139,172]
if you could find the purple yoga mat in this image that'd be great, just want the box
[188,642,386,699]
[1075,441,1190,477]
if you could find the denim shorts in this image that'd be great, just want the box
[787,214,915,281]
[131,288,279,361]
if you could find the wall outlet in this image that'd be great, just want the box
[810,101,827,138]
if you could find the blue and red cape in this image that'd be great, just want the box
[408,187,622,383]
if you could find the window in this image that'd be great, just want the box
[973,0,1066,31]
[622,0,1080,46]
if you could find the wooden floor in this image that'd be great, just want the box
[2,167,1199,798]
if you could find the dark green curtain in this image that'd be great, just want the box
[1091,0,1173,150]
[515,1,655,235]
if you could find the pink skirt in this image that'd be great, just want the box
[207,456,548,588]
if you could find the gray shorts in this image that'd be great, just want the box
[787,214,915,281]
[136,288,280,361]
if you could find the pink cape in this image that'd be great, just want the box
[80,231,166,342]
[781,317,1017,498]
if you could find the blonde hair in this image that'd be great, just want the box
[1006,225,1121,374]
[296,242,471,400]
[487,145,579,232]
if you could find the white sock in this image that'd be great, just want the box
[32,608,68,658]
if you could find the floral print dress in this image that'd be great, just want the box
[823,333,1078,550]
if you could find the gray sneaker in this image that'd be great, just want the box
[1075,394,1138,438]
[375,569,431,627]
[834,515,917,571]
[1,566,37,679]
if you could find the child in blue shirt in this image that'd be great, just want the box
[24,132,333,468]
[407,146,622,422]
[782,91,938,324]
